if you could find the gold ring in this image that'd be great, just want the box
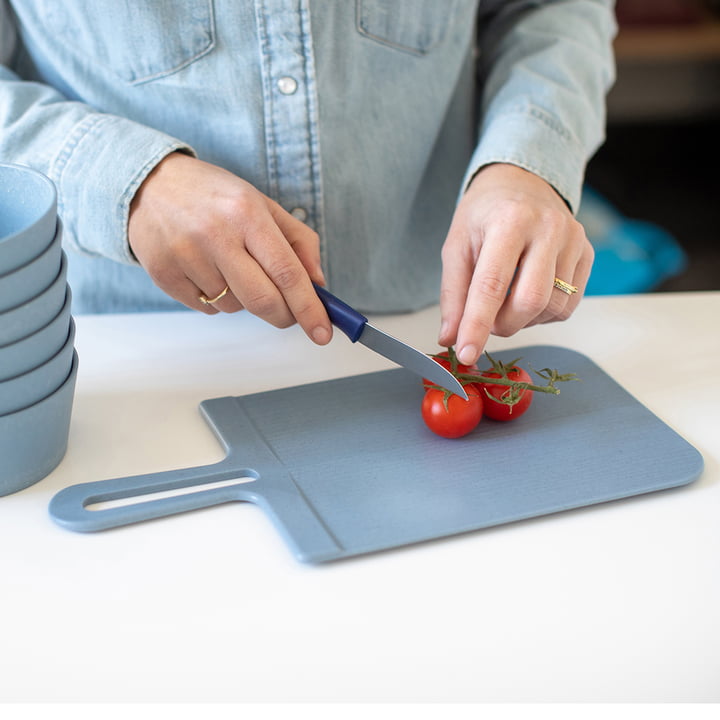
[553,277,578,296]
[199,285,229,305]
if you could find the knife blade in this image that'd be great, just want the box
[314,284,468,400]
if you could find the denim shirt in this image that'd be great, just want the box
[0,0,615,314]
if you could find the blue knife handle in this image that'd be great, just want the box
[314,283,367,343]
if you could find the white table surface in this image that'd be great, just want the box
[1,291,718,703]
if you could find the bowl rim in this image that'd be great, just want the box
[0,348,78,423]
[0,163,57,246]
[0,314,75,410]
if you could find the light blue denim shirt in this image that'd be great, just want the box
[0,0,615,313]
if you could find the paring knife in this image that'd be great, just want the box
[314,284,468,400]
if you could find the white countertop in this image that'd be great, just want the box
[1,291,718,702]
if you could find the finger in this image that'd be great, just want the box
[453,240,522,366]
[531,239,593,326]
[190,264,244,314]
[438,233,475,348]
[535,243,594,325]
[139,253,220,314]
[267,201,325,285]
[197,281,245,314]
[229,225,332,345]
[176,247,245,314]
[177,277,222,315]
[490,247,555,337]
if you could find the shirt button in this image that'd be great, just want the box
[290,207,308,222]
[277,76,298,95]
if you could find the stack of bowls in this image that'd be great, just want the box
[0,163,78,496]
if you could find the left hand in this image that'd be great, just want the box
[438,163,594,366]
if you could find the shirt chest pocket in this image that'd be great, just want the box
[356,0,460,55]
[39,0,215,84]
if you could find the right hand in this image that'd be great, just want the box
[128,152,333,345]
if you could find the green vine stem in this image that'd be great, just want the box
[426,349,579,403]
[456,372,562,395]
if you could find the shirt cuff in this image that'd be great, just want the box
[49,112,196,265]
[460,105,587,215]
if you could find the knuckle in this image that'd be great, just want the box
[273,316,295,330]
[555,303,576,322]
[546,294,568,317]
[514,287,548,318]
[440,240,458,262]
[302,227,320,246]
[474,272,508,303]
[243,291,277,318]
[268,261,303,290]
[149,263,183,289]
[491,198,537,232]
[491,318,520,338]
[223,188,257,222]
[584,240,596,264]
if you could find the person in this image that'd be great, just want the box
[0,0,615,367]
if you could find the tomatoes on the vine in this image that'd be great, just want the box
[420,348,574,438]
[421,385,483,439]
[479,364,533,421]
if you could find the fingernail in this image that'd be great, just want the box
[312,325,332,345]
[458,345,477,365]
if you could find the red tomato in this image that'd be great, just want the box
[421,386,483,438]
[479,365,533,421]
[422,351,476,388]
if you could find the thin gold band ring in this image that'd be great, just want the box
[199,285,230,305]
[553,277,578,296]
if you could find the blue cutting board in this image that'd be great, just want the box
[50,346,703,562]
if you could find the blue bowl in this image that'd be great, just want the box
[0,317,75,416]
[0,163,57,274]
[0,351,78,497]
[0,250,68,346]
[0,218,63,312]
[0,286,72,382]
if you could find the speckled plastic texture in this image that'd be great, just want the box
[50,346,704,563]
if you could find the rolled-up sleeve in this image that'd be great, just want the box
[0,50,194,265]
[463,0,617,213]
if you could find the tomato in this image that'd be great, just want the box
[421,386,483,438]
[479,365,533,421]
[422,351,476,388]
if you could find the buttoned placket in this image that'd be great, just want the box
[254,0,325,266]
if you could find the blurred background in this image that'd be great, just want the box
[580,0,720,294]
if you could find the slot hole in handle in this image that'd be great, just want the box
[85,475,258,512]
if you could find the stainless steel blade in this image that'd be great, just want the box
[358,324,468,400]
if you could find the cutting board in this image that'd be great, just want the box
[50,346,703,563]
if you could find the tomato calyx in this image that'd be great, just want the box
[421,382,467,412]
[428,346,468,375]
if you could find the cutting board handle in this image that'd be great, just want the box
[48,462,256,532]
[49,462,343,562]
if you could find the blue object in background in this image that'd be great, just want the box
[578,187,687,295]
